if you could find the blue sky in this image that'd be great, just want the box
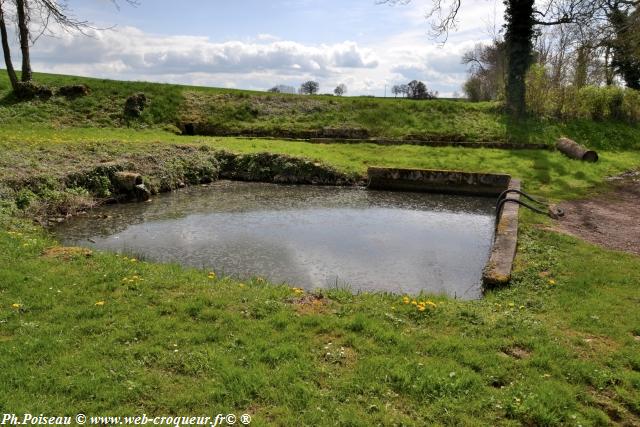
[24,0,505,96]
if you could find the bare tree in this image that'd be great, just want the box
[379,0,637,116]
[461,39,506,101]
[0,1,18,89]
[0,0,138,92]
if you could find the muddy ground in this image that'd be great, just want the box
[557,171,640,256]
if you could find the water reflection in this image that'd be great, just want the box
[54,181,496,299]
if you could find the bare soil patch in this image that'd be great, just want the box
[42,246,93,260]
[501,346,531,359]
[556,172,640,256]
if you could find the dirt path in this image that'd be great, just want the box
[556,172,640,256]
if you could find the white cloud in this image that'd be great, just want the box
[24,0,504,96]
[31,26,378,79]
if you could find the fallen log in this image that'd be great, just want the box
[556,138,598,162]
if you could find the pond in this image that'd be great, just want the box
[53,181,497,299]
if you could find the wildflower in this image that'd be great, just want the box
[402,296,410,305]
[292,287,304,295]
[95,301,105,306]
[548,279,556,286]
[11,303,22,309]
[208,272,216,280]
[426,300,437,309]
[411,300,417,305]
[417,305,426,312]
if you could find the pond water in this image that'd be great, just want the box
[53,181,497,299]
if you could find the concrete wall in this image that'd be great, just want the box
[367,167,512,197]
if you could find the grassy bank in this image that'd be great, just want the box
[2,72,640,149]
[2,129,640,210]
[1,72,640,425]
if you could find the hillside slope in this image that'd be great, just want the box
[1,71,639,149]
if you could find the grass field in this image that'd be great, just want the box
[1,72,640,425]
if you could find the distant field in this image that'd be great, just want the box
[1,72,639,149]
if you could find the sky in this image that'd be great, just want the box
[19,0,506,96]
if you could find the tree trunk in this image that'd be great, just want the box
[573,45,589,88]
[604,46,614,86]
[16,0,32,82]
[504,0,535,117]
[0,3,19,90]
[556,138,599,162]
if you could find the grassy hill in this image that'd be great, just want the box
[1,71,639,149]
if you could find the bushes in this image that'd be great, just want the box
[571,86,640,123]
[525,70,640,124]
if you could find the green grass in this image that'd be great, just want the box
[1,71,639,149]
[1,71,640,425]
[2,127,640,202]
[1,212,639,425]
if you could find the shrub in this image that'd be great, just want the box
[57,84,90,98]
[525,64,554,117]
[577,86,609,121]
[124,93,148,118]
[527,78,640,123]
[622,88,640,123]
[14,81,53,100]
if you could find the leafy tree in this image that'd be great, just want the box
[334,83,347,96]
[300,80,319,95]
[609,6,640,89]
[407,80,437,99]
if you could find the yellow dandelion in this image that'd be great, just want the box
[402,296,410,304]
[411,300,417,305]
[426,301,437,309]
[417,305,426,312]
[11,303,22,309]
[548,279,556,285]
[95,301,105,306]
